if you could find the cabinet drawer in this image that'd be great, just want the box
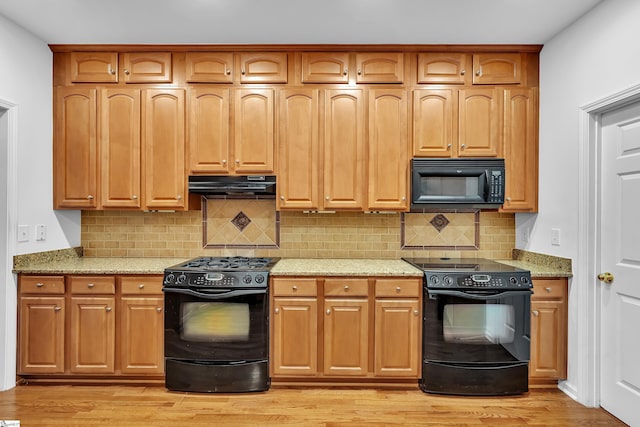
[70,276,116,294]
[120,276,163,295]
[324,279,368,297]
[532,279,566,300]
[375,279,421,298]
[272,278,317,296]
[20,276,65,295]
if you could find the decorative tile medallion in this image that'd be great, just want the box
[429,214,450,232]
[231,211,251,232]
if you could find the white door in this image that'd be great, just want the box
[600,100,640,427]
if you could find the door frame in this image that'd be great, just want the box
[576,83,640,407]
[0,98,18,390]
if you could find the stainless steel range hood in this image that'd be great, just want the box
[188,175,276,196]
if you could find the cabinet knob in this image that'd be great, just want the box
[396,287,401,293]
[280,196,285,200]
[343,69,348,76]
[235,159,240,164]
[292,285,297,291]
[532,310,539,316]
[401,196,406,201]
[274,308,280,314]
[176,195,182,200]
[326,309,331,315]
[222,159,227,164]
[447,143,452,149]
[225,68,231,75]
[461,69,466,76]
[357,69,362,75]
[54,306,62,312]
[36,282,44,288]
[108,64,116,75]
[87,283,95,288]
[138,284,145,289]
[325,196,330,200]
[87,195,94,200]
[344,285,349,291]
[132,195,138,200]
[460,144,466,150]
[241,68,246,75]
[156,307,162,312]
[545,287,552,292]
[505,197,512,202]
[124,69,130,75]
[414,310,419,316]
[476,68,482,76]
[106,307,112,312]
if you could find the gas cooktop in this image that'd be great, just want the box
[163,256,280,288]
[176,256,279,271]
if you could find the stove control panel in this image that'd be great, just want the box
[426,272,531,290]
[163,270,268,288]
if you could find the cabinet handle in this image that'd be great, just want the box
[325,196,330,201]
[274,308,280,314]
[225,68,231,76]
[447,143,452,149]
[156,307,162,312]
[176,195,182,200]
[343,69,348,76]
[545,287,552,292]
[461,69,466,76]
[357,69,362,75]
[476,68,482,76]
[401,196,406,201]
[132,195,138,200]
[460,144,466,150]
[54,306,62,312]
[326,309,331,315]
[396,287,401,293]
[138,284,145,289]
[36,282,44,288]
[106,307,112,312]
[292,285,297,291]
[280,196,285,200]
[241,68,246,75]
[413,310,419,316]
[87,283,95,288]
[87,195,94,200]
[222,159,227,164]
[124,69,130,75]
[532,310,539,316]
[108,64,116,75]
[506,197,512,202]
[344,285,349,291]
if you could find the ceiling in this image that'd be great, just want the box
[0,0,603,45]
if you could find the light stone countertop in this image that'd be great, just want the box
[13,257,188,275]
[495,259,573,278]
[270,258,424,277]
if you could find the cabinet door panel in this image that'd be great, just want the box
[417,53,468,84]
[301,53,349,83]
[19,297,65,374]
[458,88,501,157]
[530,300,567,379]
[189,88,230,174]
[272,298,318,376]
[123,52,172,83]
[413,89,455,157]
[54,87,98,208]
[323,90,365,209]
[239,53,287,83]
[70,52,118,83]
[120,297,164,374]
[355,53,403,83]
[278,89,319,209]
[70,297,116,374]
[143,89,186,209]
[101,89,141,208]
[185,52,233,83]
[323,299,368,376]
[368,89,409,210]
[374,299,420,377]
[234,89,275,173]
[473,53,522,84]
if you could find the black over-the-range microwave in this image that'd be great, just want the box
[410,158,505,211]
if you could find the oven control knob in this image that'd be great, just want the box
[521,276,530,284]
[443,276,454,286]
[163,273,175,285]
[509,276,518,285]
[176,274,186,285]
[428,275,440,285]
[243,274,253,284]
[255,274,265,284]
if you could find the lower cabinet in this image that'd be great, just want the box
[18,274,164,381]
[529,277,568,386]
[271,276,422,384]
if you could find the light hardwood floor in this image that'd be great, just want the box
[0,385,625,426]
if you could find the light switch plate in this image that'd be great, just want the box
[551,228,560,246]
[18,225,29,242]
[35,224,46,241]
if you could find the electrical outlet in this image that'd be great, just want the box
[36,224,47,241]
[18,225,29,242]
[551,228,561,246]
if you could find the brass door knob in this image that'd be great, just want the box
[597,272,614,284]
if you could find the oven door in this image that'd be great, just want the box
[164,287,268,362]
[424,288,531,364]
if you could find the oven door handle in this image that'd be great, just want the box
[163,287,266,299]
[427,289,532,300]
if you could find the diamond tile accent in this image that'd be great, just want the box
[231,211,251,232]
[430,214,450,232]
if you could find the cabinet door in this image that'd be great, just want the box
[233,88,275,174]
[70,296,116,374]
[271,298,318,376]
[278,89,320,210]
[374,299,420,377]
[239,52,287,83]
[301,52,349,83]
[54,87,98,208]
[502,88,538,212]
[19,297,65,374]
[185,52,233,83]
[69,52,118,83]
[417,53,468,84]
[100,89,142,208]
[143,89,186,209]
[473,53,522,84]
[120,296,164,374]
[323,89,365,210]
[355,53,404,83]
[368,89,409,210]
[458,88,501,157]
[530,300,567,380]
[122,52,172,83]
[323,299,368,376]
[189,88,230,174]
[413,89,455,157]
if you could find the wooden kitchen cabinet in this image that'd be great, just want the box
[413,89,456,157]
[69,51,118,83]
[301,52,350,84]
[368,89,409,210]
[529,278,568,385]
[233,89,275,173]
[472,53,522,85]
[122,52,172,83]
[458,88,502,157]
[238,52,288,83]
[53,87,98,209]
[502,88,538,212]
[18,276,66,374]
[355,52,404,84]
[188,87,231,174]
[417,53,468,84]
[185,52,234,83]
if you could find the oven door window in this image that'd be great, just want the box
[182,302,250,342]
[443,304,515,345]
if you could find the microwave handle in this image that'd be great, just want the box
[428,289,532,300]
[484,170,491,199]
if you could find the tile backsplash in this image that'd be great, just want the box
[82,208,514,259]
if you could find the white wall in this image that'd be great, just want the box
[0,13,81,256]
[516,0,640,404]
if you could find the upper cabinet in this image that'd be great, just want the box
[300,52,403,84]
[69,51,172,84]
[417,52,523,85]
[355,53,404,84]
[69,52,118,83]
[185,52,233,83]
[122,52,172,83]
[417,53,468,84]
[472,53,522,85]
[301,52,349,84]
[239,52,288,83]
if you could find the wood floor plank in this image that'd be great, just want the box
[0,385,625,426]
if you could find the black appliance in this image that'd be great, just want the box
[402,257,532,396]
[188,175,276,196]
[163,256,279,393]
[410,158,505,211]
